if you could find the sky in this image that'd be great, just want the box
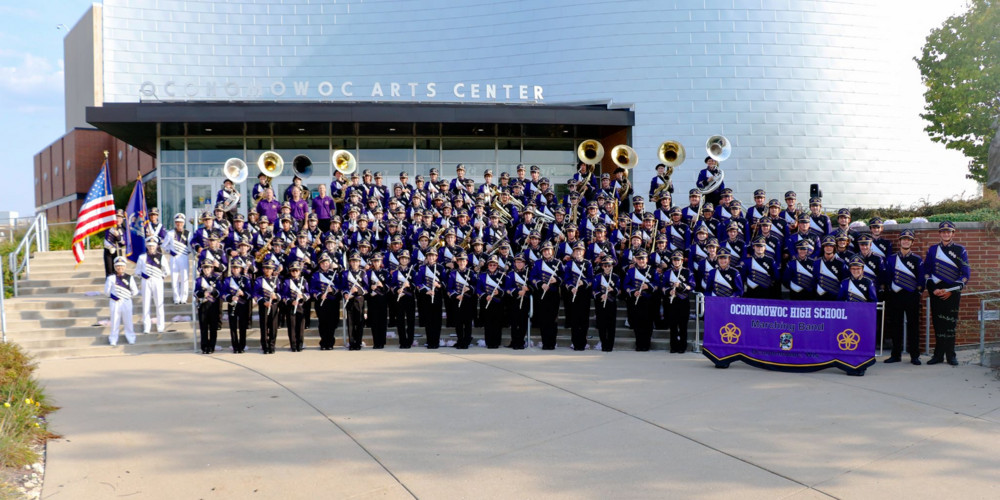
[0,0,973,218]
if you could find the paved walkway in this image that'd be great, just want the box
[37,349,999,499]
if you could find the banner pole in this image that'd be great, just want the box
[925,296,931,354]
[526,295,532,349]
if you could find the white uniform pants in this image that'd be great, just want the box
[142,278,165,333]
[171,254,190,303]
[109,299,136,345]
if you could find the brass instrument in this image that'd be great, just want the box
[332,149,357,176]
[255,236,275,263]
[652,140,685,201]
[291,155,314,180]
[428,226,448,249]
[220,158,247,212]
[577,140,604,166]
[690,136,731,229]
[257,151,284,178]
[490,198,513,225]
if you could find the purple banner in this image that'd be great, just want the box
[702,297,876,376]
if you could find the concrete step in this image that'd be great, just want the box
[4,295,191,310]
[7,304,191,320]
[26,338,200,360]
[14,331,191,350]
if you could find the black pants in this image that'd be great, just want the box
[345,295,365,350]
[198,301,220,353]
[480,294,505,348]
[568,291,591,350]
[632,294,654,351]
[885,291,921,359]
[396,294,416,348]
[506,294,529,349]
[930,291,960,360]
[789,289,815,301]
[594,295,617,351]
[258,303,279,353]
[444,290,456,328]
[744,286,771,300]
[453,294,476,349]
[285,302,305,351]
[316,295,341,349]
[227,301,250,353]
[303,298,314,329]
[534,289,560,349]
[103,248,117,276]
[667,297,691,353]
[318,219,331,232]
[653,291,668,329]
[368,293,388,348]
[418,291,443,348]
[561,288,573,329]
[387,292,398,327]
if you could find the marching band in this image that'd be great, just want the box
[105,137,971,363]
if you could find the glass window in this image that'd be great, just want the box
[498,137,521,167]
[358,137,414,162]
[416,138,440,163]
[160,138,184,163]
[415,123,439,135]
[160,179,186,222]
[358,123,412,136]
[523,139,575,164]
[332,123,355,136]
[442,123,495,137]
[273,137,331,179]
[186,137,244,164]
[188,163,223,178]
[442,138,495,164]
[331,137,355,152]
[415,163,441,180]
[160,164,186,177]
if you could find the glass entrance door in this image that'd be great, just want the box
[186,179,222,225]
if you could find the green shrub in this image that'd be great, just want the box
[848,193,1000,223]
[0,343,58,469]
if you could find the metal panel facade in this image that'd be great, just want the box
[100,0,974,207]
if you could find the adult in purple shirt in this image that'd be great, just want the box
[288,185,309,225]
[311,184,336,231]
[256,188,280,224]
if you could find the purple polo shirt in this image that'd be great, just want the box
[311,196,336,220]
[290,199,309,221]
[256,199,280,224]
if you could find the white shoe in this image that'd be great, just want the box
[127,341,135,345]
[143,330,150,335]
[109,342,117,346]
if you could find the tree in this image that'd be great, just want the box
[915,0,1000,183]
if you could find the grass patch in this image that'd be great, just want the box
[0,342,58,471]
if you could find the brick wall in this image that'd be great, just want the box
[882,223,1000,349]
[34,128,155,222]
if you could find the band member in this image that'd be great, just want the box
[591,256,620,352]
[311,253,341,350]
[814,236,845,301]
[881,229,924,365]
[221,257,252,354]
[648,163,673,200]
[216,179,240,221]
[501,254,530,350]
[135,237,168,334]
[146,207,167,242]
[623,250,656,351]
[164,213,191,304]
[477,255,506,348]
[867,217,893,258]
[696,156,724,206]
[742,237,780,299]
[339,252,369,350]
[706,248,743,297]
[390,250,416,348]
[415,251,445,348]
[252,172,271,206]
[562,241,593,350]
[925,221,970,366]
[838,256,877,302]
[529,242,562,349]
[784,240,817,301]
[253,260,281,354]
[807,197,832,238]
[661,250,694,353]
[366,253,390,349]
[256,188,281,225]
[194,261,221,354]
[448,251,478,349]
[103,209,126,276]
[104,256,139,346]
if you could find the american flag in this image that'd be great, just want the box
[72,160,116,265]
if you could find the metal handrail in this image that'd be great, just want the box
[8,213,49,297]
[1,258,7,343]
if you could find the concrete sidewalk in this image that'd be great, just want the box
[37,349,999,499]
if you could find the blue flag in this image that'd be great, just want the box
[124,178,148,262]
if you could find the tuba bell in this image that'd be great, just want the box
[658,141,685,168]
[577,140,604,166]
[257,151,284,178]
[705,135,731,163]
[611,144,638,171]
[223,158,248,184]
[291,154,314,180]
[332,149,357,176]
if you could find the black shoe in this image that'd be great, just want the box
[883,356,901,364]
[911,357,921,365]
[927,357,944,365]
[947,357,958,366]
